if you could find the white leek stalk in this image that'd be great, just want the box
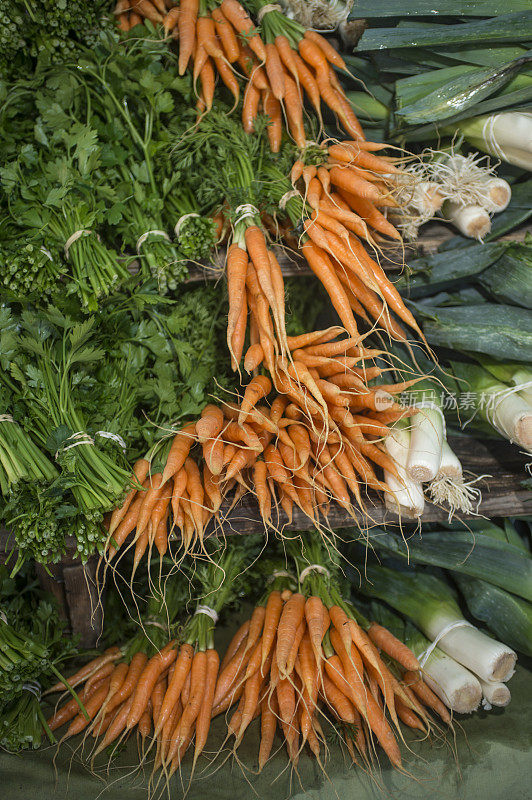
[424,617,517,683]
[456,112,532,171]
[442,201,491,240]
[406,407,444,483]
[479,678,511,709]
[420,647,482,714]
[383,422,425,518]
[428,439,482,518]
[488,390,532,452]
[425,150,511,213]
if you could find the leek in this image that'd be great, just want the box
[364,525,532,602]
[456,112,532,170]
[479,679,511,708]
[360,566,517,683]
[405,381,444,483]
[383,420,425,518]
[454,574,532,656]
[478,242,532,310]
[441,202,491,240]
[476,358,532,405]
[451,362,532,451]
[428,439,482,519]
[402,622,482,714]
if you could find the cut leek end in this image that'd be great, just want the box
[480,679,511,709]
[515,415,532,451]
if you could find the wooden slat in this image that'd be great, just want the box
[2,438,530,558]
[185,222,532,283]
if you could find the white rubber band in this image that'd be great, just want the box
[299,564,330,582]
[64,229,95,259]
[40,247,53,261]
[0,415,14,423]
[194,605,219,624]
[55,432,95,461]
[267,569,295,584]
[413,399,447,438]
[22,681,42,700]
[96,431,127,452]
[257,3,281,22]
[0,610,7,624]
[234,204,259,227]
[174,213,200,237]
[279,189,300,210]
[136,230,170,253]
[419,620,475,668]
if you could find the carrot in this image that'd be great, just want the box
[213,644,251,708]
[292,52,322,115]
[368,624,420,672]
[129,11,142,26]
[276,676,296,732]
[84,662,115,696]
[127,643,177,730]
[131,0,163,24]
[245,227,278,319]
[103,652,149,717]
[403,671,451,725]
[183,456,204,538]
[236,654,269,742]
[284,73,307,149]
[161,422,196,485]
[328,165,384,203]
[47,678,104,732]
[226,245,248,360]
[203,435,224,475]
[322,673,356,723]
[197,15,223,59]
[149,0,166,14]
[45,647,121,695]
[237,46,268,90]
[220,0,266,62]
[192,649,220,768]
[259,90,282,154]
[304,30,346,71]
[264,42,285,100]
[304,596,325,663]
[276,592,306,676]
[168,650,207,758]
[221,621,251,671]
[332,87,366,140]
[365,691,402,767]
[214,53,240,103]
[239,375,272,424]
[92,694,135,757]
[260,590,282,669]
[66,679,112,737]
[155,643,194,737]
[212,6,240,62]
[244,341,264,373]
[258,694,278,771]
[109,459,149,534]
[163,6,180,36]
[196,404,224,445]
[301,242,358,339]
[274,34,299,83]
[178,0,199,74]
[200,58,216,110]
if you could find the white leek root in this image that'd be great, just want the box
[425,621,517,684]
[487,389,532,452]
[384,423,425,518]
[442,201,491,240]
[421,647,482,714]
[457,112,532,171]
[428,440,483,519]
[480,678,511,709]
[406,406,444,483]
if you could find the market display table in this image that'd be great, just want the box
[2,621,531,800]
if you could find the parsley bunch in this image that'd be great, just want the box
[0,565,79,751]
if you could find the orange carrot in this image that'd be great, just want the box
[178,0,199,74]
[302,241,358,338]
[403,671,451,725]
[284,73,307,149]
[276,592,306,676]
[212,6,240,62]
[239,375,272,423]
[200,58,216,110]
[155,643,194,737]
[262,90,282,153]
[305,596,326,663]
[214,53,241,103]
[368,624,420,672]
[127,643,177,730]
[221,621,251,671]
[258,694,278,771]
[131,0,163,24]
[192,649,220,768]
[304,30,346,70]
[265,42,285,100]
[161,422,196,485]
[109,459,149,534]
[221,0,266,61]
[168,650,207,758]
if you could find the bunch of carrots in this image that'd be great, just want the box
[46,540,453,775]
[45,546,249,779]
[102,342,421,572]
[215,540,452,770]
[113,0,364,146]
